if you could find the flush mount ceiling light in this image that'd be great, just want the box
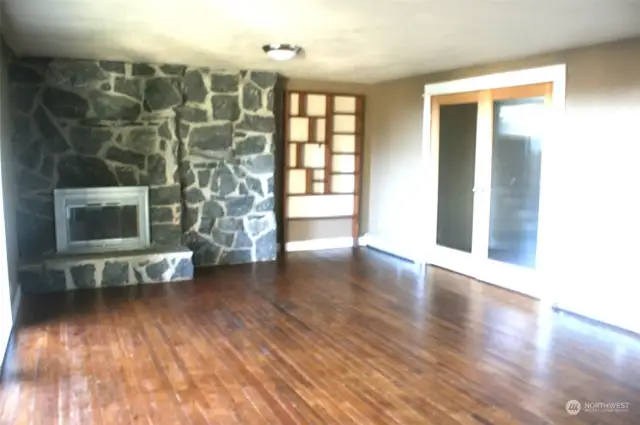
[262,44,301,61]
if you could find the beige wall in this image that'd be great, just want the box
[363,37,640,329]
[283,78,373,242]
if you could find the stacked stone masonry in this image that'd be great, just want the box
[9,55,279,292]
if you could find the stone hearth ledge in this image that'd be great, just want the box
[18,247,194,293]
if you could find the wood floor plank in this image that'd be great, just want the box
[2,248,640,424]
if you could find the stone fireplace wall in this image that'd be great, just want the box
[8,55,279,272]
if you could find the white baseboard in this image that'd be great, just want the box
[11,286,21,323]
[359,234,421,263]
[285,237,364,252]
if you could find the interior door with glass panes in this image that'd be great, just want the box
[429,83,553,297]
[284,91,363,246]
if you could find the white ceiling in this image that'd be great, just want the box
[2,0,640,83]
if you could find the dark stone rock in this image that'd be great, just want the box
[115,166,138,185]
[40,156,55,180]
[184,70,207,103]
[211,95,239,121]
[151,223,182,246]
[132,63,156,76]
[18,213,55,258]
[242,154,274,174]
[100,83,111,90]
[246,214,273,237]
[99,61,125,74]
[160,64,186,75]
[242,82,262,111]
[9,62,44,83]
[145,77,182,111]
[46,269,68,292]
[148,154,167,185]
[216,217,244,231]
[185,187,205,204]
[19,169,50,192]
[57,155,118,188]
[267,89,274,112]
[179,122,190,139]
[42,87,89,119]
[234,231,253,249]
[134,269,144,284]
[34,106,70,153]
[12,114,32,144]
[245,176,264,196]
[158,121,172,139]
[20,196,53,218]
[235,135,267,156]
[238,182,248,195]
[250,72,277,89]
[267,176,274,195]
[127,127,157,154]
[47,60,108,87]
[114,77,143,101]
[150,185,181,205]
[12,84,40,113]
[217,174,237,196]
[184,207,199,230]
[236,113,275,133]
[180,105,208,122]
[102,262,130,286]
[172,258,193,279]
[255,196,274,212]
[68,126,112,155]
[70,264,96,289]
[90,91,141,120]
[18,270,46,294]
[151,206,174,223]
[183,165,196,187]
[198,217,213,234]
[225,196,255,217]
[106,146,146,170]
[202,200,224,219]
[146,259,169,280]
[17,143,42,169]
[212,229,235,248]
[197,170,211,187]
[199,245,222,266]
[189,123,232,152]
[219,249,253,265]
[255,229,277,261]
[211,74,238,93]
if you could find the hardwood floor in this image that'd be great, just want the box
[1,248,639,424]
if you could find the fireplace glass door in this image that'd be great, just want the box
[54,187,150,253]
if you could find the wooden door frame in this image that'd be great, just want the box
[420,65,566,301]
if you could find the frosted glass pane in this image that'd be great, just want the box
[288,144,297,167]
[333,134,355,153]
[333,115,356,133]
[313,182,324,194]
[304,144,325,168]
[288,169,306,194]
[289,117,308,142]
[307,95,326,116]
[332,155,355,173]
[290,93,299,115]
[334,96,356,113]
[313,169,324,180]
[315,119,326,142]
[331,175,355,193]
[288,195,354,218]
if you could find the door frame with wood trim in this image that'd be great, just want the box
[420,65,566,301]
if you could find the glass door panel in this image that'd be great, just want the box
[488,97,546,268]
[436,102,478,253]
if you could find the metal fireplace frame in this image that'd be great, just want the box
[53,186,150,253]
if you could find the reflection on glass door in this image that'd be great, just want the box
[488,97,545,268]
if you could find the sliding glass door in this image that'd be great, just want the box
[429,83,552,297]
